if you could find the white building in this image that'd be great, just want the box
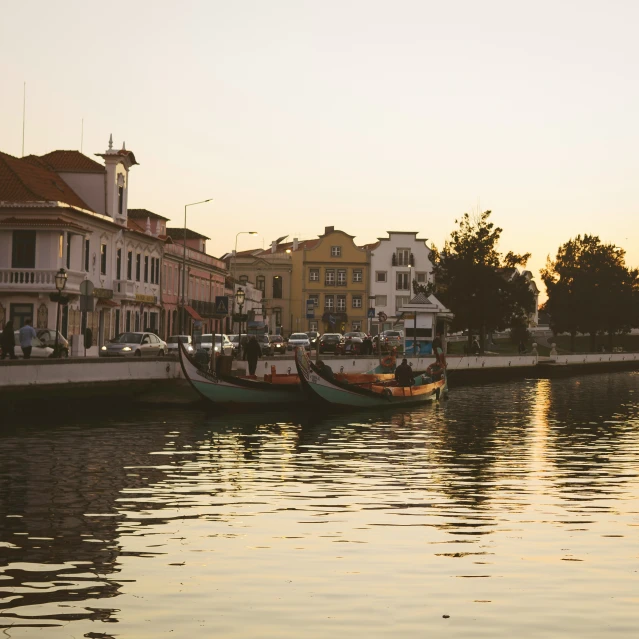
[0,137,163,349]
[368,231,433,333]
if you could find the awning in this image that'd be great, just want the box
[96,298,119,308]
[184,305,204,321]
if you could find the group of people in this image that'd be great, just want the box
[0,319,37,360]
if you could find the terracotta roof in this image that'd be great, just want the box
[124,218,165,241]
[128,208,170,221]
[166,227,210,241]
[36,150,105,173]
[0,151,92,210]
[0,216,89,232]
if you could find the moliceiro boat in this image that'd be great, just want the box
[179,341,303,405]
[295,347,447,408]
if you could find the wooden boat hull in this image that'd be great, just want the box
[295,347,445,408]
[179,341,303,405]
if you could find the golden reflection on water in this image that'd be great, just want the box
[1,372,639,638]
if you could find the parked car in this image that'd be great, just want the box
[305,331,320,349]
[338,331,370,355]
[199,334,234,356]
[287,332,311,351]
[166,335,194,355]
[269,334,287,355]
[11,331,54,358]
[36,329,69,357]
[372,330,403,352]
[100,332,168,357]
[318,333,344,354]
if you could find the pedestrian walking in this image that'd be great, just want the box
[19,319,37,360]
[245,336,262,376]
[1,321,16,360]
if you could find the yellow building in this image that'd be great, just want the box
[290,226,370,334]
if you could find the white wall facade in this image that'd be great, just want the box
[369,232,433,332]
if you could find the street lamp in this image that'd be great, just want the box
[236,287,245,359]
[54,267,68,356]
[180,199,213,334]
[232,231,258,330]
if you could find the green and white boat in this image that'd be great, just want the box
[295,347,447,409]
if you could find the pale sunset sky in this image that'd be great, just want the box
[1,0,637,294]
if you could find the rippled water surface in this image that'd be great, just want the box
[1,372,639,637]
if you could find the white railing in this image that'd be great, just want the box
[0,268,85,291]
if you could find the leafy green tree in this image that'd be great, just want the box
[431,211,535,353]
[541,235,637,351]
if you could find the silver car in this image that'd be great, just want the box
[100,332,168,357]
[199,334,234,356]
[287,332,311,351]
[166,335,194,355]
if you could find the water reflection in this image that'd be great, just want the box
[1,371,639,637]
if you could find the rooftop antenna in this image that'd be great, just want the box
[81,118,84,153]
[21,82,26,157]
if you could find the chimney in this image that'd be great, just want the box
[324,226,334,235]
[145,216,151,235]
[293,237,299,251]
[271,241,277,253]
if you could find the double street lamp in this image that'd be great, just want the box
[54,267,68,357]
[180,199,213,334]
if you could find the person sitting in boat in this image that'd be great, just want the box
[394,358,414,387]
[316,360,335,380]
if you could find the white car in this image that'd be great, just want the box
[166,335,194,354]
[287,332,311,351]
[13,331,54,358]
[199,334,234,356]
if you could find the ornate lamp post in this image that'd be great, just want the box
[54,267,68,357]
[236,287,245,360]
[232,231,258,332]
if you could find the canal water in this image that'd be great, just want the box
[1,372,638,638]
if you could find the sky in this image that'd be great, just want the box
[1,0,637,297]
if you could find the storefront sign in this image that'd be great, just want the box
[135,294,157,304]
[93,288,114,299]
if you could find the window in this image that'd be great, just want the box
[352,295,362,308]
[324,295,334,310]
[118,185,124,215]
[11,230,36,268]
[309,268,319,282]
[273,275,283,298]
[308,294,319,307]
[353,269,363,282]
[116,248,122,280]
[417,272,427,283]
[66,234,71,269]
[127,251,132,280]
[375,295,387,306]
[100,243,107,275]
[85,239,90,272]
[273,307,282,327]
[163,265,167,292]
[352,321,362,331]
[125,310,131,332]
[149,258,154,284]
[396,296,409,311]
[325,269,335,286]
[59,233,63,258]
[337,295,346,311]
[337,269,346,286]
[256,275,265,291]
[155,259,160,286]
[144,255,149,283]
[136,253,141,281]
[239,275,248,285]
[309,320,318,331]
[375,271,387,282]
[396,272,410,290]
[331,246,342,257]
[396,248,410,266]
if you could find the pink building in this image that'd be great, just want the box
[163,227,228,338]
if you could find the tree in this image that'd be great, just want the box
[541,235,637,351]
[431,211,535,353]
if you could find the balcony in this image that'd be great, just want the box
[0,268,85,294]
[391,253,415,267]
[114,280,136,297]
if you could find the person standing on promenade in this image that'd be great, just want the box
[1,321,16,360]
[245,336,262,376]
[19,319,37,360]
